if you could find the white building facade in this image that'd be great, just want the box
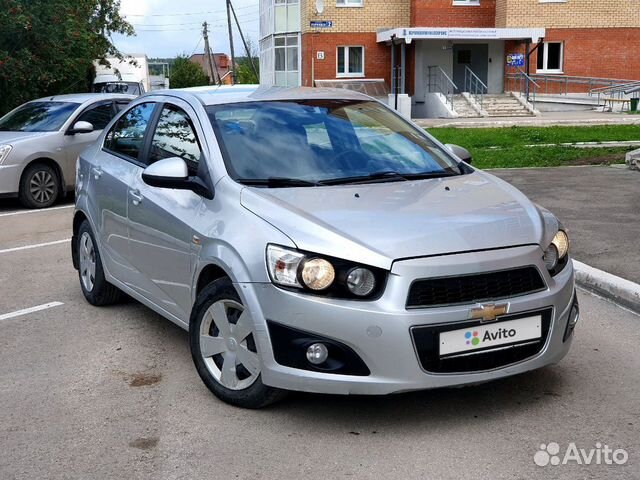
[259,0,302,87]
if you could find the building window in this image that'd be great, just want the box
[537,42,563,73]
[274,0,300,33]
[337,46,364,77]
[337,0,364,6]
[274,34,299,86]
[452,0,480,5]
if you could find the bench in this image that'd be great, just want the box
[603,98,631,112]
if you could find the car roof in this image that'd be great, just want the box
[144,85,373,106]
[31,93,136,104]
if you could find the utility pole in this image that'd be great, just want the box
[226,0,237,84]
[229,0,259,82]
[202,22,219,85]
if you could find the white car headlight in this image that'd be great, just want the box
[0,144,12,164]
[544,230,569,272]
[267,245,336,291]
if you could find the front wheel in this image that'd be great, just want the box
[76,220,123,306]
[19,163,60,209]
[190,278,286,408]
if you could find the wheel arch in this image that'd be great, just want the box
[71,210,89,270]
[20,157,66,192]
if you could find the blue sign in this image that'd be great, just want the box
[506,53,525,67]
[310,20,333,28]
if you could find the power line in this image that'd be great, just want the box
[122,3,257,17]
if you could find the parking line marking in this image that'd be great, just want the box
[0,205,74,218]
[0,238,71,254]
[0,302,64,321]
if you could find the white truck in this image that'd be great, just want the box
[93,54,151,96]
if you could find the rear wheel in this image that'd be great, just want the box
[19,163,60,209]
[190,278,286,408]
[77,220,122,306]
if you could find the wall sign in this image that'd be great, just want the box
[316,51,325,60]
[506,53,525,67]
[310,20,333,28]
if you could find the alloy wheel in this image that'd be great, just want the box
[199,299,260,390]
[29,170,56,204]
[79,232,96,292]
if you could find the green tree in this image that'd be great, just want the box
[235,39,259,84]
[169,56,209,89]
[0,0,133,115]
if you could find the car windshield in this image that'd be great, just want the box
[207,100,463,186]
[0,101,79,132]
[93,82,141,95]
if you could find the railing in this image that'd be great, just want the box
[506,72,640,98]
[505,68,539,110]
[464,66,488,110]
[427,65,457,111]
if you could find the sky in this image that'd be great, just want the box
[113,0,260,59]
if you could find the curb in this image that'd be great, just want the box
[573,260,640,314]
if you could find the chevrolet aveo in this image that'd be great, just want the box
[72,86,578,408]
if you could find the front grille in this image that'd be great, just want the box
[406,266,546,308]
[411,308,552,373]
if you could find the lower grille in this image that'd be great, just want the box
[411,308,552,373]
[406,266,546,308]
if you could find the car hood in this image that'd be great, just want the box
[240,170,548,270]
[0,131,54,144]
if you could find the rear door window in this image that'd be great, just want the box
[76,102,115,130]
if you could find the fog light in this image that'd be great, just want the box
[569,303,579,327]
[306,343,329,365]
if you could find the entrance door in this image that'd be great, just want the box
[453,44,488,93]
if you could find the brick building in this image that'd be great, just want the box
[189,53,233,85]
[259,0,640,114]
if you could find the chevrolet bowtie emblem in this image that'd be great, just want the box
[469,303,509,322]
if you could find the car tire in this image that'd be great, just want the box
[19,163,60,209]
[190,278,286,409]
[77,220,123,306]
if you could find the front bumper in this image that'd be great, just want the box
[240,245,576,395]
[0,164,21,196]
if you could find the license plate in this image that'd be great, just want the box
[439,315,542,357]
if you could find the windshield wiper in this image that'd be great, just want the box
[236,177,324,187]
[322,170,458,186]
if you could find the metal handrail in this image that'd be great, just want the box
[464,66,488,109]
[427,65,458,111]
[506,72,639,97]
[505,68,539,110]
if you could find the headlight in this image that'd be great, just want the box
[266,244,386,299]
[544,229,569,275]
[301,258,335,290]
[346,267,376,296]
[0,144,12,164]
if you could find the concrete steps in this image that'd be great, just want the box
[481,94,536,117]
[452,94,481,118]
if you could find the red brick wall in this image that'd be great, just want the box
[301,32,392,88]
[411,0,496,27]
[505,28,640,93]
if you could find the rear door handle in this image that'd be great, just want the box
[91,167,102,179]
[129,190,143,206]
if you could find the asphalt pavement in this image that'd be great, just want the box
[491,165,640,284]
[0,201,639,480]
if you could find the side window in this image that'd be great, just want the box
[148,106,202,174]
[105,102,155,160]
[115,101,131,112]
[76,103,115,130]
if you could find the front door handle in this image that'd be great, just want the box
[129,190,143,206]
[91,167,102,179]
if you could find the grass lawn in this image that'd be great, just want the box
[427,125,638,169]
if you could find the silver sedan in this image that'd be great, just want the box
[72,86,577,408]
[0,93,134,208]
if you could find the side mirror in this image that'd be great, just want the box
[69,121,94,135]
[445,143,473,164]
[141,157,213,199]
